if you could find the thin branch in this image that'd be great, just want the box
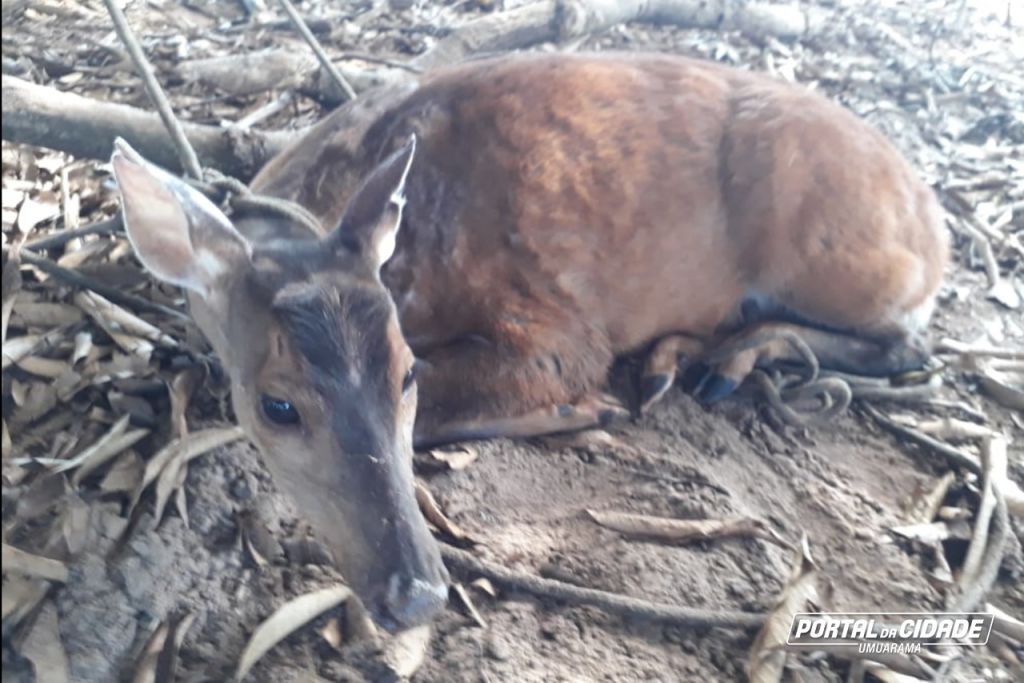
[440,544,765,629]
[102,0,202,179]
[862,404,981,474]
[17,250,189,321]
[277,0,356,102]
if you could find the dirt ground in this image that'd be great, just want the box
[2,1,1022,682]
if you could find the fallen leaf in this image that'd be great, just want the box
[235,585,352,682]
[17,195,60,232]
[451,583,485,627]
[1,573,49,628]
[11,301,84,328]
[1,544,69,582]
[415,480,476,544]
[384,624,431,679]
[428,445,479,470]
[2,333,42,369]
[320,617,343,650]
[130,426,245,516]
[1,246,22,346]
[747,534,820,683]
[587,509,790,548]
[470,577,496,598]
[18,601,71,683]
[15,355,70,379]
[99,450,144,494]
[48,414,145,483]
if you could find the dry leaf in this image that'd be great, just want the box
[131,611,196,683]
[470,577,496,597]
[130,426,245,517]
[99,450,144,494]
[2,247,22,346]
[2,333,42,368]
[890,521,965,544]
[11,301,85,328]
[17,195,60,232]
[71,331,92,366]
[451,583,486,627]
[986,603,1024,642]
[48,414,143,482]
[18,600,71,683]
[320,617,343,650]
[415,480,476,544]
[747,534,820,683]
[235,585,352,682]
[1,574,49,628]
[904,471,956,524]
[384,624,431,679]
[15,355,70,379]
[75,291,178,348]
[428,445,479,470]
[2,544,69,583]
[587,509,790,548]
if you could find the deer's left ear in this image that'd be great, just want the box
[329,135,416,271]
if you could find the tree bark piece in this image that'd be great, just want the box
[2,76,297,180]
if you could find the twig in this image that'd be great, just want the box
[20,215,123,253]
[952,436,1010,612]
[440,544,765,629]
[277,0,356,102]
[333,52,424,73]
[862,404,981,474]
[936,338,1024,360]
[17,250,188,321]
[102,0,202,180]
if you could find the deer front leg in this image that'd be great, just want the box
[411,322,620,448]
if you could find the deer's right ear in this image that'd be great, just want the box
[110,138,251,298]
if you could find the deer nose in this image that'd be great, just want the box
[373,572,450,631]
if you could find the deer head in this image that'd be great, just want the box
[110,137,449,631]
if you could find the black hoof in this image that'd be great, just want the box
[680,361,711,393]
[696,375,738,404]
[640,374,672,406]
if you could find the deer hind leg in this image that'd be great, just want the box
[412,321,621,449]
[639,333,707,411]
[692,320,931,405]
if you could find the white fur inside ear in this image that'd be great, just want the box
[112,151,249,297]
[375,141,416,268]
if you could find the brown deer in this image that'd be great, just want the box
[111,52,947,630]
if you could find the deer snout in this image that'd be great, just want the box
[370,570,451,632]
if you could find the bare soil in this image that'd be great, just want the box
[2,1,1022,682]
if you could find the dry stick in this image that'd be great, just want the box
[102,0,202,180]
[952,436,1011,613]
[862,404,981,474]
[21,215,123,252]
[17,250,188,321]
[440,545,765,629]
[277,0,356,102]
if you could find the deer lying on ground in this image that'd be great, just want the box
[111,52,947,631]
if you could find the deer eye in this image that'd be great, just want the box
[402,363,418,393]
[260,395,300,426]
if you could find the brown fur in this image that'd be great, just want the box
[248,52,947,435]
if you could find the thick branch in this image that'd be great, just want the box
[415,0,828,69]
[1,76,298,180]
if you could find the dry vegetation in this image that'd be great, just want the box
[1,0,1022,681]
